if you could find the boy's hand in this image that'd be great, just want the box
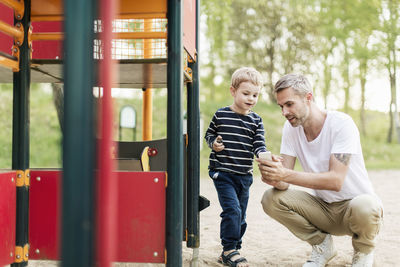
[213,136,224,152]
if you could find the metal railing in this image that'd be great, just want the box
[0,0,25,71]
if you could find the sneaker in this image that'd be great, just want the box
[352,251,374,267]
[303,234,337,267]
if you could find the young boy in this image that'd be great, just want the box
[205,67,268,267]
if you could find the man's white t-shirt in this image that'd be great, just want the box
[280,110,377,203]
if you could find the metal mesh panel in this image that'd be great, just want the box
[94,19,167,60]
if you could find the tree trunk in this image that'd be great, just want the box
[266,36,276,103]
[389,64,400,143]
[386,0,400,143]
[343,43,350,113]
[323,53,331,109]
[391,46,400,143]
[387,101,393,143]
[51,83,64,133]
[359,59,367,136]
[387,67,397,143]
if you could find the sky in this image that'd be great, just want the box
[314,76,393,113]
[364,78,392,112]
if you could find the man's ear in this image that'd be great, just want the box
[230,86,236,97]
[306,92,313,102]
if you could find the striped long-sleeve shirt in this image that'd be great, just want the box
[205,106,267,174]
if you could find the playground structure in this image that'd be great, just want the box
[0,0,207,266]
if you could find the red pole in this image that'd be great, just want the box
[97,0,117,265]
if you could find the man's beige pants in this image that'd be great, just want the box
[261,188,383,253]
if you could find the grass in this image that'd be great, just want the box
[0,84,398,173]
[0,84,13,169]
[0,84,63,168]
[29,85,62,168]
[346,108,400,170]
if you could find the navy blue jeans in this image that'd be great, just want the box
[209,170,253,251]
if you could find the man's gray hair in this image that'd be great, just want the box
[274,73,312,96]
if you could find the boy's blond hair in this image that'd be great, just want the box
[231,67,263,89]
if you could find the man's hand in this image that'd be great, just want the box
[261,176,288,190]
[257,154,289,182]
[257,154,290,190]
[212,135,224,152]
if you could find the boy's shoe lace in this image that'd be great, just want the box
[352,251,374,267]
[303,234,337,267]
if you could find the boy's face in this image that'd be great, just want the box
[230,81,260,115]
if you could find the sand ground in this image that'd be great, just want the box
[180,170,399,267]
[28,170,399,267]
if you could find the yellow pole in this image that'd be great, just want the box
[0,0,24,19]
[31,32,167,41]
[0,20,24,43]
[0,52,19,71]
[142,18,153,140]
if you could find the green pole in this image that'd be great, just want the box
[186,0,200,248]
[62,0,95,266]
[11,0,31,266]
[186,62,200,248]
[166,0,183,266]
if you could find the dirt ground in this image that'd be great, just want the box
[180,170,399,267]
[27,170,399,267]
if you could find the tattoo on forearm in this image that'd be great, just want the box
[334,153,351,165]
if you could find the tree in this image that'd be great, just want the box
[202,0,317,102]
[201,0,399,141]
[380,0,400,143]
[313,0,340,108]
[332,0,361,114]
[201,0,234,100]
[226,0,284,100]
[351,0,381,135]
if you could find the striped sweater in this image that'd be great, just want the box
[205,106,267,174]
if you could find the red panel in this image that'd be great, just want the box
[31,21,63,59]
[0,5,62,59]
[183,0,196,60]
[116,171,166,263]
[0,4,14,55]
[29,170,61,260]
[0,172,16,266]
[28,170,166,263]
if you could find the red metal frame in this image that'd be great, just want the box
[183,0,196,60]
[97,0,118,265]
[0,6,60,60]
[0,3,14,55]
[0,171,16,266]
[31,21,62,59]
[29,170,61,260]
[2,1,197,60]
[28,170,166,263]
[116,171,166,263]
[0,4,62,59]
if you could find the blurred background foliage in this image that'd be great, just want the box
[0,82,398,176]
[0,0,399,174]
[202,0,400,142]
